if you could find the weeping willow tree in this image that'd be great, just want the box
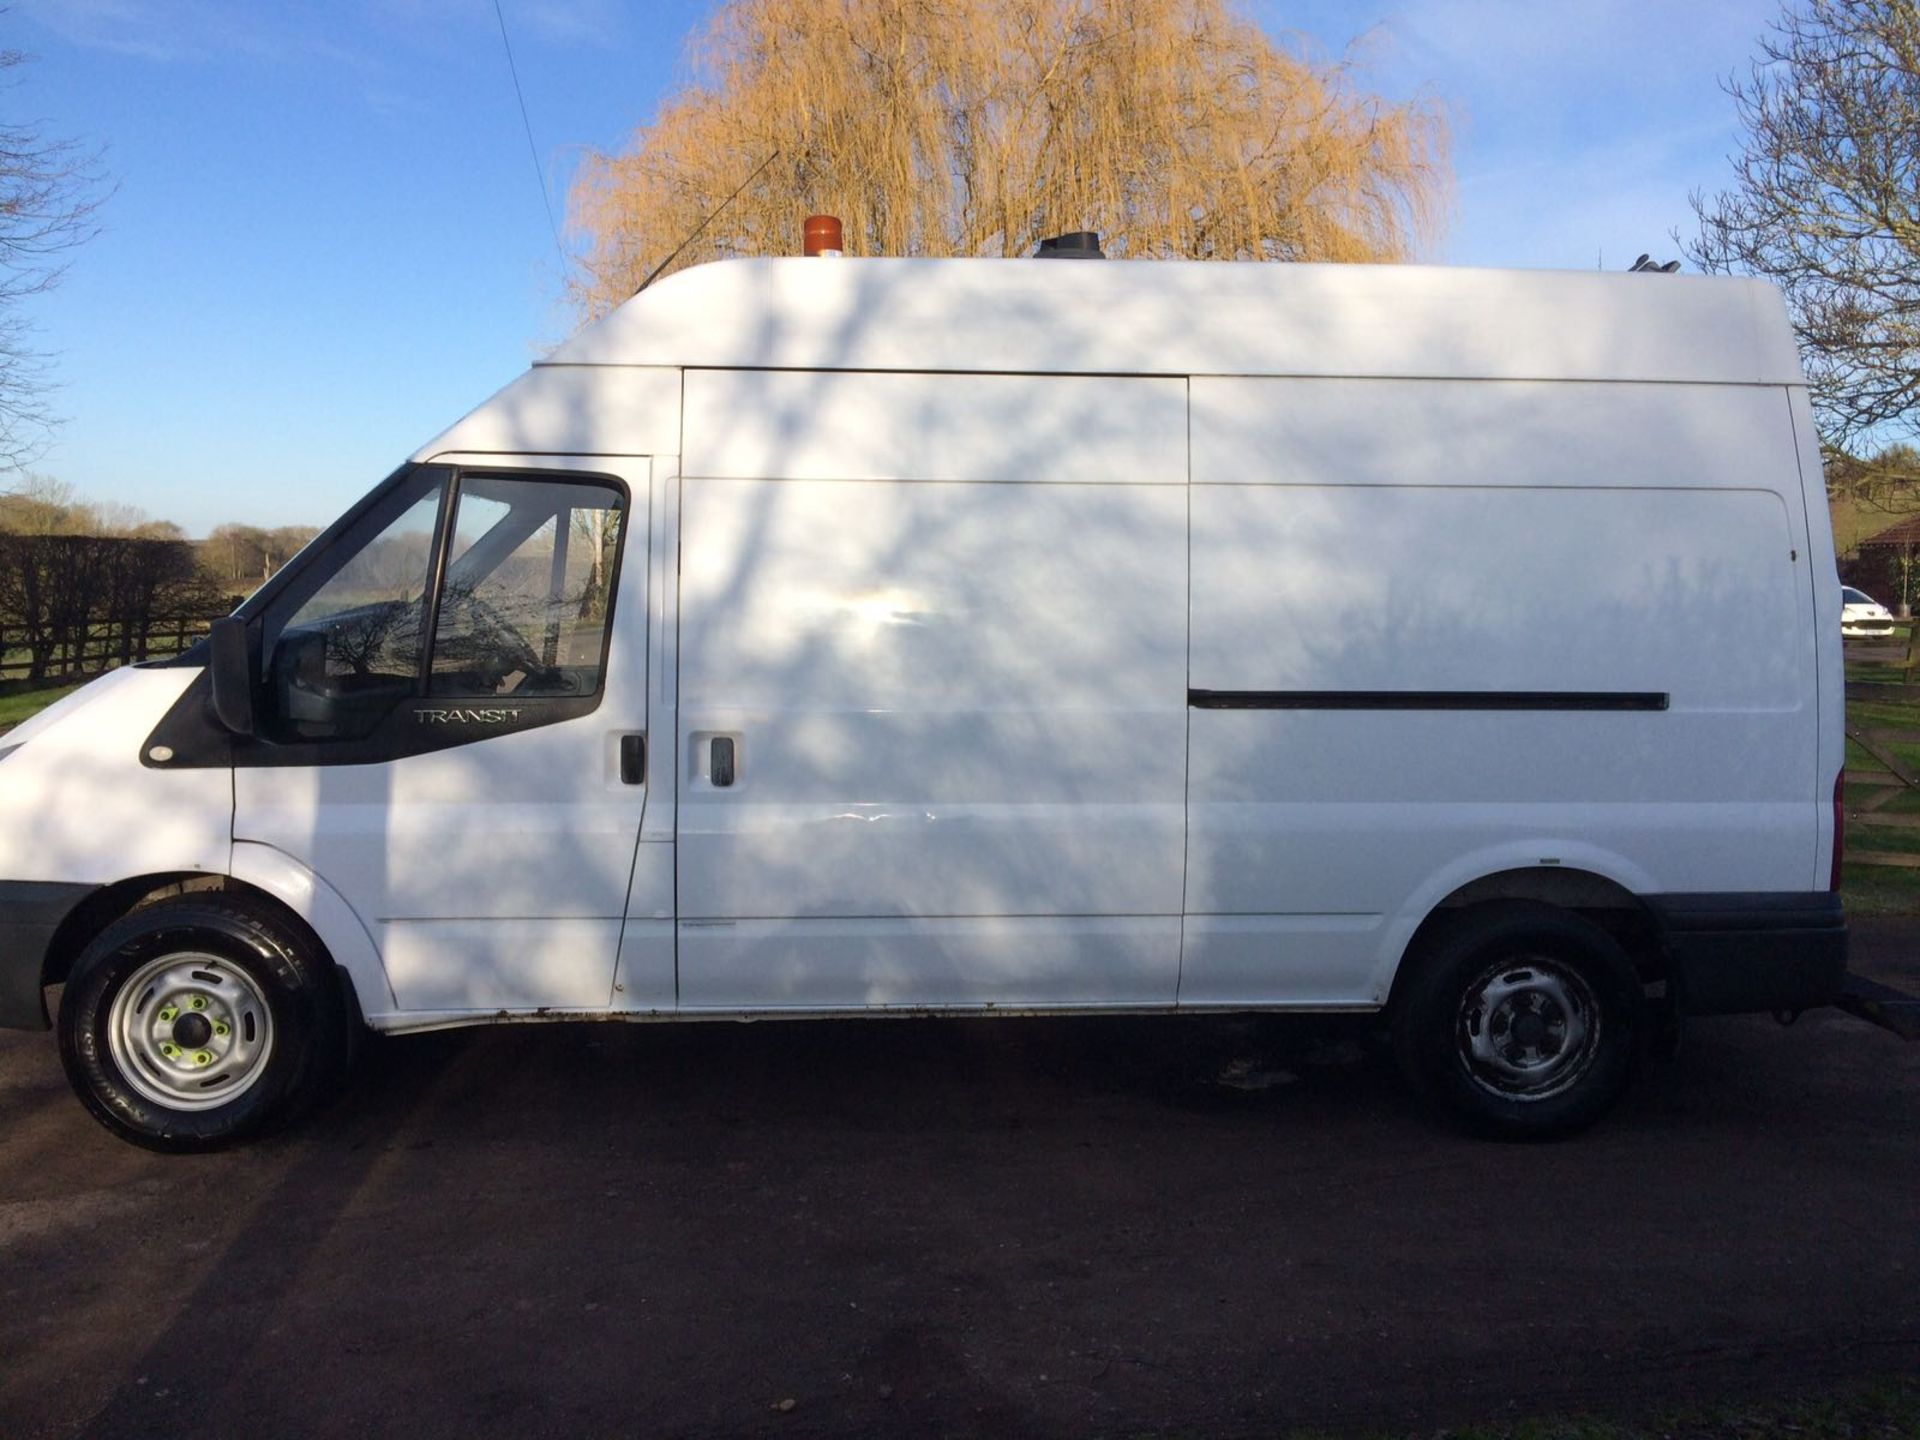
[568,0,1450,316]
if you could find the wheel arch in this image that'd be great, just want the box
[42,850,392,1020]
[1376,853,1666,1011]
[45,873,234,992]
[226,842,394,1015]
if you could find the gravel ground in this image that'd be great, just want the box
[0,929,1915,1439]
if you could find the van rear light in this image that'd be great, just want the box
[1830,771,1846,892]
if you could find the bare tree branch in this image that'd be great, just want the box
[0,38,109,473]
[1688,0,1920,461]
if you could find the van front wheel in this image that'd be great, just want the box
[1391,903,1642,1140]
[58,894,344,1152]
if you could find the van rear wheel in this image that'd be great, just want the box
[1391,903,1642,1140]
[58,894,344,1152]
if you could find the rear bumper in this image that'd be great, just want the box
[1650,892,1848,1016]
[0,881,96,1030]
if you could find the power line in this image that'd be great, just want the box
[490,0,565,266]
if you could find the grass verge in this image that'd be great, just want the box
[1277,1376,1920,1439]
[1842,620,1920,913]
[0,679,83,731]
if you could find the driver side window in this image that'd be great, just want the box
[262,467,627,745]
[429,476,625,699]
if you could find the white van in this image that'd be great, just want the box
[0,248,1849,1148]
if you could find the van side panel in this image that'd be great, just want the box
[0,669,231,888]
[416,365,682,460]
[1183,377,1816,1007]
[675,371,1188,1010]
[1786,386,1846,891]
[681,369,1187,484]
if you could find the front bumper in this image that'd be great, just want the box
[1651,892,1848,1016]
[0,881,97,1029]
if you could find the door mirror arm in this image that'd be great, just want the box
[207,615,257,737]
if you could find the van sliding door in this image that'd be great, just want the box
[674,370,1189,1010]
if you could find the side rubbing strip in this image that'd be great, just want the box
[1187,689,1670,712]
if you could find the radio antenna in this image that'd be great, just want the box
[633,150,781,296]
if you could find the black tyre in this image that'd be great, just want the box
[1390,902,1643,1140]
[58,894,345,1152]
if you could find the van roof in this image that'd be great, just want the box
[540,256,1803,386]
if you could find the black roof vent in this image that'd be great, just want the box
[1628,252,1681,273]
[1035,231,1105,260]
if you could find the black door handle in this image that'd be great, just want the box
[620,733,646,785]
[711,736,735,787]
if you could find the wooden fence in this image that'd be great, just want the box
[0,613,223,685]
[1842,622,1920,868]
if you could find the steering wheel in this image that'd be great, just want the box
[439,591,574,694]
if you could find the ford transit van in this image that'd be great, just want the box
[0,252,1848,1147]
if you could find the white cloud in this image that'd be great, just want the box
[516,0,625,46]
[17,0,625,64]
[15,0,226,62]
[363,0,627,47]
[14,0,376,67]
[1250,0,1781,268]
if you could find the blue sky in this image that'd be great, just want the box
[13,0,1783,535]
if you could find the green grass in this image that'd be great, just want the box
[1256,1377,1920,1440]
[1453,1377,1920,1439]
[0,680,82,731]
[1841,616,1920,911]
[1837,862,1920,915]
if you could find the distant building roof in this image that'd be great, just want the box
[1859,515,1920,548]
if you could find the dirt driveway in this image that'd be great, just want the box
[2,927,1916,1439]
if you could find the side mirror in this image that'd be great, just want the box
[207,616,256,737]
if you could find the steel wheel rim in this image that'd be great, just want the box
[1455,955,1601,1102]
[106,952,275,1111]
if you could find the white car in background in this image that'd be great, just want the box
[1841,586,1896,637]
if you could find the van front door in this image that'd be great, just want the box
[232,458,654,1016]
